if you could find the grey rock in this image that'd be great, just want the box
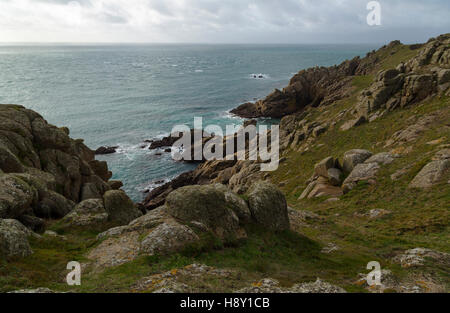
[247,181,290,231]
[0,219,33,257]
[103,190,142,225]
[166,185,244,240]
[342,149,373,173]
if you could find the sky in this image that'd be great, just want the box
[0,0,449,44]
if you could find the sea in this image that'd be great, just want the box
[0,44,377,201]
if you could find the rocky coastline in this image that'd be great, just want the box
[1,33,449,293]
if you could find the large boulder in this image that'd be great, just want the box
[166,185,244,240]
[247,181,290,231]
[213,184,252,224]
[103,190,142,225]
[342,149,373,173]
[140,222,199,256]
[60,199,108,227]
[0,219,34,257]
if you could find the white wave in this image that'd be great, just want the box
[195,69,204,73]
[249,73,270,79]
[141,177,173,193]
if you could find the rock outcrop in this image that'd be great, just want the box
[0,104,119,226]
[89,182,288,270]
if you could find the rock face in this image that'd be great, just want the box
[247,181,290,231]
[410,149,450,188]
[0,104,122,227]
[354,34,450,121]
[0,219,34,257]
[0,104,143,239]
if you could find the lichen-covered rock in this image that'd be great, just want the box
[213,184,252,224]
[342,162,380,193]
[0,219,33,257]
[61,199,108,227]
[409,159,449,188]
[247,181,290,231]
[365,152,396,165]
[166,185,244,240]
[342,149,373,173]
[0,174,37,219]
[140,222,199,255]
[103,190,142,225]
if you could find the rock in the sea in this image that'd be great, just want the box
[103,190,142,225]
[108,180,124,190]
[342,149,373,173]
[0,219,34,258]
[365,152,396,165]
[247,181,290,231]
[166,185,244,240]
[95,146,118,155]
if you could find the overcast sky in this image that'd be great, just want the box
[0,0,449,44]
